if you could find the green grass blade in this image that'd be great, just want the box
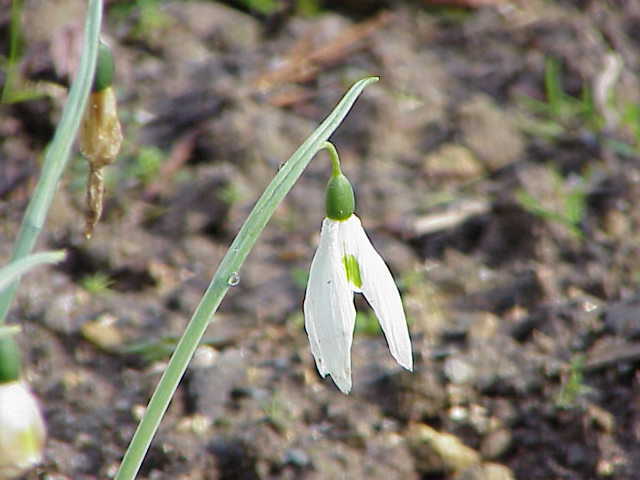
[0,250,65,293]
[115,76,378,480]
[0,0,103,325]
[0,0,24,103]
[544,57,563,117]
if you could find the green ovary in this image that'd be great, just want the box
[342,254,362,289]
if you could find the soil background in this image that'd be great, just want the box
[2,0,640,479]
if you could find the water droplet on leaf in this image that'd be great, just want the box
[227,272,240,286]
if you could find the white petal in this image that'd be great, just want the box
[0,381,46,478]
[304,218,356,393]
[341,215,413,371]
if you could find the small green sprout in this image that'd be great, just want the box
[555,355,591,409]
[622,103,640,149]
[129,146,163,185]
[296,0,321,16]
[261,394,290,433]
[216,184,243,206]
[80,272,114,295]
[520,57,603,139]
[110,0,171,40]
[516,168,587,239]
[137,0,170,33]
[238,0,279,15]
[0,0,44,104]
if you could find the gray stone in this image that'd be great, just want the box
[408,424,481,474]
[444,356,476,385]
[186,348,247,419]
[605,300,640,339]
[480,428,512,459]
[457,94,524,172]
[423,144,485,180]
[454,463,515,480]
[284,448,311,468]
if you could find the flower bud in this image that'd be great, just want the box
[80,39,121,165]
[79,85,122,169]
[325,172,355,221]
[79,39,123,239]
[93,40,114,92]
[322,143,355,221]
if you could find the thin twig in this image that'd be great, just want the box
[253,11,392,94]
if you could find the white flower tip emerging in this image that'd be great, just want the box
[304,215,413,394]
[0,381,46,479]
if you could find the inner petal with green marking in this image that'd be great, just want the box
[17,428,43,457]
[342,254,362,289]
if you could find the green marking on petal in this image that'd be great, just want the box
[342,254,362,289]
[17,427,43,458]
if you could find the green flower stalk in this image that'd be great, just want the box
[0,0,103,326]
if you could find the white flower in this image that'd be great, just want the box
[304,214,413,393]
[0,380,46,479]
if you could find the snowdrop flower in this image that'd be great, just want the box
[0,338,46,479]
[304,143,412,393]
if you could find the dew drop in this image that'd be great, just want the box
[227,272,240,286]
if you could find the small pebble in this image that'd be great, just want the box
[454,462,515,480]
[445,357,476,385]
[480,429,512,459]
[284,448,311,468]
[408,423,481,474]
[80,314,123,351]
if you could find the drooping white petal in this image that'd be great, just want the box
[341,215,413,371]
[304,218,357,393]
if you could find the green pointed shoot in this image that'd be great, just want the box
[0,251,65,293]
[0,0,103,325]
[115,76,378,480]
